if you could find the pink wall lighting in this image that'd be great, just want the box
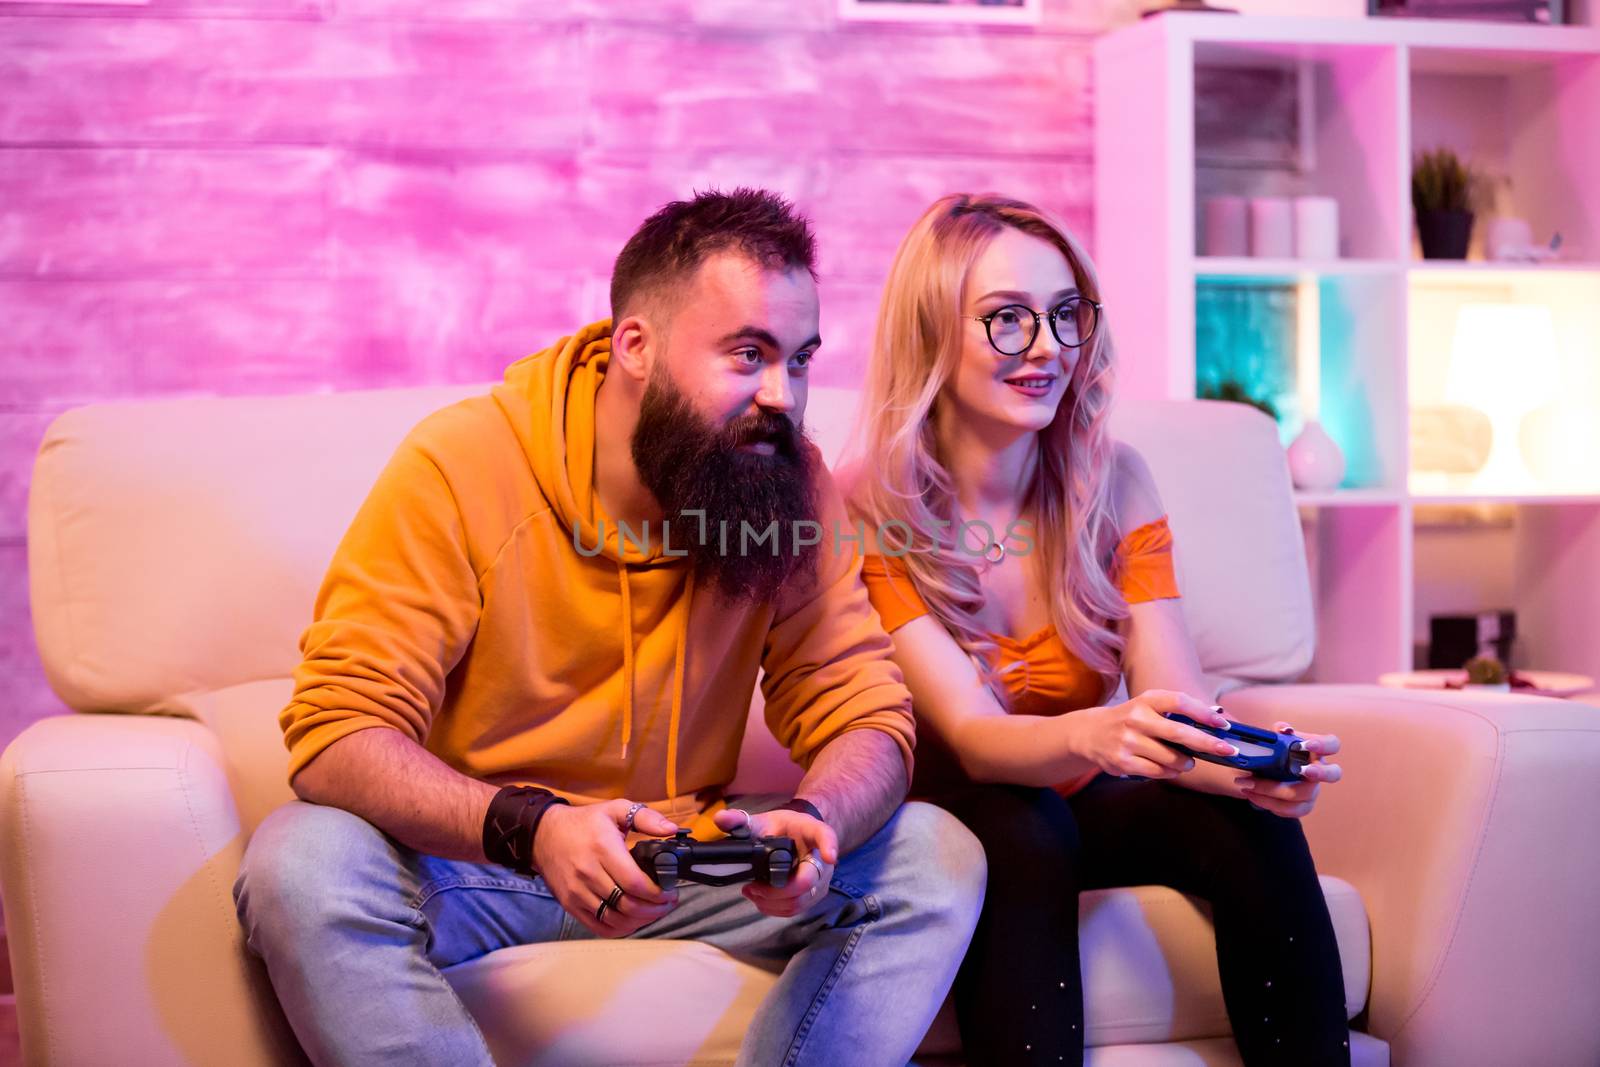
[0,0,1121,753]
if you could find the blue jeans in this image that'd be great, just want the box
[234,795,985,1067]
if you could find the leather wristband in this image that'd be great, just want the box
[483,785,570,876]
[775,798,826,825]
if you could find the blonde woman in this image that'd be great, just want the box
[840,194,1349,1066]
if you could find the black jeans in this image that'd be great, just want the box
[934,776,1350,1067]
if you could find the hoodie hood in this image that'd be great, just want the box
[492,318,694,777]
[492,318,679,567]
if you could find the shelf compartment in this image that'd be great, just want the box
[1196,271,1406,492]
[1193,41,1406,262]
[1408,50,1600,264]
[1412,501,1600,684]
[1407,269,1600,496]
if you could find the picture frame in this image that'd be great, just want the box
[1194,64,1311,173]
[837,0,1043,26]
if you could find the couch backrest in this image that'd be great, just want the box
[29,385,485,712]
[28,383,1311,716]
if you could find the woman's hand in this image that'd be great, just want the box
[1069,689,1240,779]
[1236,722,1343,818]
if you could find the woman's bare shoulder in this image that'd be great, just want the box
[1108,440,1165,535]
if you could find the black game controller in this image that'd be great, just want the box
[631,828,795,891]
[1163,711,1313,782]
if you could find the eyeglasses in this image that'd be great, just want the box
[967,298,1103,356]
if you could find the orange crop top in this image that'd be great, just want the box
[860,516,1181,796]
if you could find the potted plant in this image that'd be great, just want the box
[1462,655,1511,692]
[1198,379,1280,421]
[1413,148,1483,259]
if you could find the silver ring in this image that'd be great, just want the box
[622,801,646,833]
[596,885,625,923]
[728,808,754,836]
[801,853,827,886]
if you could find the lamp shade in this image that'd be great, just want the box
[1444,303,1559,418]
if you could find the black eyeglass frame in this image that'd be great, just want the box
[967,298,1104,356]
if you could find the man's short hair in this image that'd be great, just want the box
[609,188,819,323]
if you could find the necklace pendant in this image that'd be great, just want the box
[983,540,1007,565]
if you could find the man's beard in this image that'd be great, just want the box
[630,366,819,605]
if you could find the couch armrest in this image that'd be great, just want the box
[1223,684,1600,1067]
[0,715,305,1066]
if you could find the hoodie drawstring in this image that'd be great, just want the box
[617,560,635,761]
[666,575,692,802]
[616,560,692,804]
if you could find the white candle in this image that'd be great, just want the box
[1249,196,1294,259]
[1202,196,1249,257]
[1294,196,1340,260]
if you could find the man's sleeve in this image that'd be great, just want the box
[280,435,482,781]
[759,465,916,784]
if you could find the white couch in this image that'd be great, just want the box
[6,383,1599,1066]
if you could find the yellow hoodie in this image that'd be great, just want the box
[281,321,915,829]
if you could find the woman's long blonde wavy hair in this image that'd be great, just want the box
[846,193,1127,702]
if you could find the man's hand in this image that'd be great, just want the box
[1236,722,1343,818]
[1069,689,1238,779]
[713,806,839,919]
[532,800,681,937]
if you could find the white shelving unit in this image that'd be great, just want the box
[1094,13,1600,685]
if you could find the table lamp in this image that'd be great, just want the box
[1443,303,1559,491]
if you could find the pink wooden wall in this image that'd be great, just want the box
[0,0,1124,750]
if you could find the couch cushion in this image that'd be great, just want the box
[1079,878,1369,1044]
[28,385,486,712]
[444,876,1368,1066]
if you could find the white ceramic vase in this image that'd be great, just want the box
[1287,420,1346,490]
